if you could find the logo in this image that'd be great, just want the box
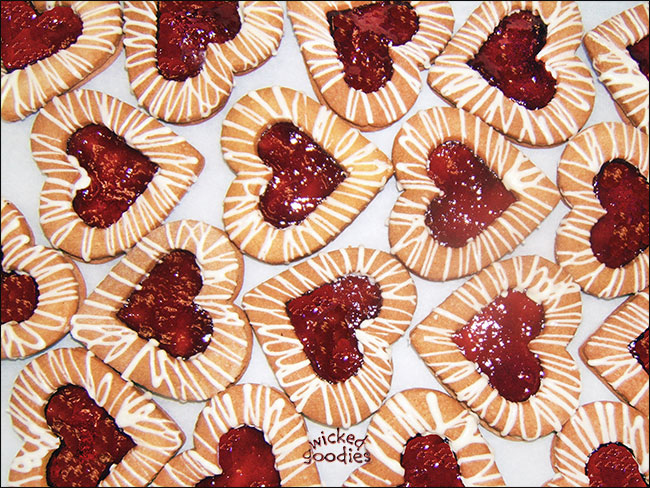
[303,428,370,465]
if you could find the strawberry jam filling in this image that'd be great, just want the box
[286,275,382,384]
[157,1,241,81]
[591,159,649,268]
[586,442,646,487]
[627,35,649,80]
[117,249,212,360]
[425,140,516,248]
[45,384,135,488]
[468,10,556,110]
[68,124,158,229]
[452,289,545,402]
[400,434,464,487]
[327,1,419,93]
[1,1,82,72]
[1,250,39,324]
[629,328,649,374]
[196,425,280,488]
[258,121,347,229]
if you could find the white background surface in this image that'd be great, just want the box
[1,2,645,486]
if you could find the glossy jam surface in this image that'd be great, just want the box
[117,249,212,360]
[586,442,646,487]
[257,122,347,229]
[629,328,649,374]
[452,289,545,402]
[591,159,649,268]
[627,35,649,80]
[68,124,158,229]
[1,251,39,324]
[1,1,82,72]
[157,1,241,80]
[286,275,382,383]
[400,434,464,487]
[45,385,135,488]
[195,426,280,488]
[327,1,418,93]
[425,140,516,248]
[468,10,556,109]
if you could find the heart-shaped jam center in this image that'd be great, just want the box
[1,251,39,324]
[452,289,544,402]
[117,249,212,360]
[327,1,419,93]
[157,1,241,81]
[195,425,280,488]
[629,328,649,374]
[586,442,646,487]
[286,275,382,383]
[68,124,158,229]
[627,35,649,80]
[425,140,516,248]
[590,159,649,268]
[45,384,135,488]
[0,1,82,72]
[400,434,463,487]
[468,10,556,110]
[257,121,347,229]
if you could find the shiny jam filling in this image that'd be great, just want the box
[425,140,516,248]
[68,124,158,229]
[627,35,649,80]
[452,289,545,402]
[586,442,646,487]
[257,121,347,229]
[1,250,39,324]
[116,249,212,360]
[629,328,649,374]
[468,10,557,110]
[591,159,649,269]
[400,434,464,487]
[286,274,382,384]
[45,384,135,488]
[327,1,418,93]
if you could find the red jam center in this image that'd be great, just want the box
[286,275,382,384]
[629,328,649,374]
[468,10,556,110]
[1,1,82,72]
[257,121,347,229]
[195,426,280,488]
[157,1,241,81]
[327,1,418,93]
[627,35,649,80]
[68,124,158,229]
[452,289,545,402]
[586,442,646,487]
[117,249,212,360]
[400,434,464,487]
[1,251,39,324]
[591,159,649,269]
[45,384,135,488]
[425,140,516,248]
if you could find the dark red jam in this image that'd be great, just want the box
[1,1,82,72]
[327,1,418,93]
[586,442,646,487]
[627,35,649,80]
[286,275,382,383]
[468,10,556,110]
[45,384,135,488]
[117,249,212,360]
[591,159,649,269]
[629,328,649,374]
[257,121,347,229]
[452,289,545,402]
[400,434,464,487]
[425,140,516,248]
[68,124,158,229]
[157,1,241,80]
[195,426,280,488]
[1,251,39,324]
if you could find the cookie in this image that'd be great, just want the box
[31,89,205,263]
[122,1,284,124]
[288,1,454,131]
[71,219,252,402]
[428,1,595,147]
[1,199,85,359]
[389,107,560,281]
[555,121,649,298]
[242,246,417,428]
[221,86,393,264]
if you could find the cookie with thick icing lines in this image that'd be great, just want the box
[7,347,185,487]
[242,247,417,428]
[151,383,321,487]
[122,1,284,124]
[288,1,454,131]
[411,255,583,441]
[1,199,85,359]
[389,107,560,281]
[1,1,123,122]
[31,89,204,263]
[555,122,649,299]
[71,219,252,402]
[428,1,595,146]
[222,86,393,264]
